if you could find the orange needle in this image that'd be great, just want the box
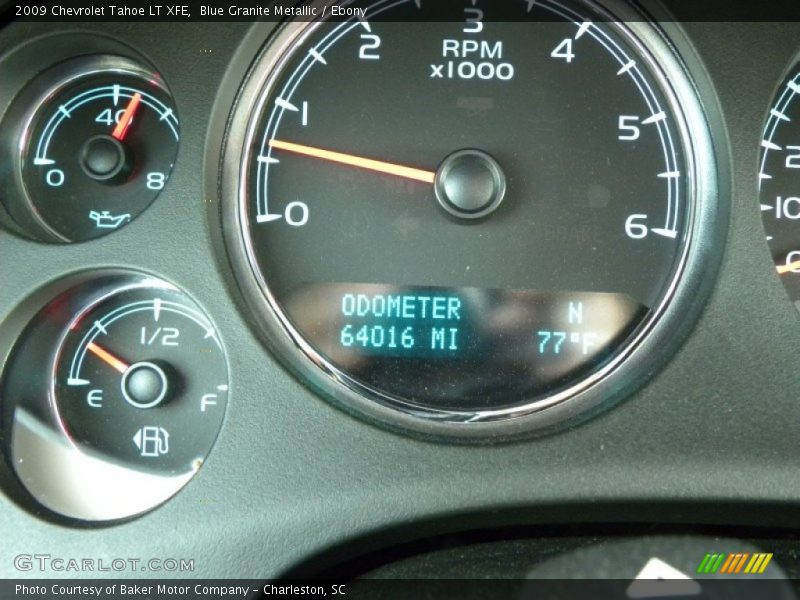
[87,342,129,374]
[268,139,436,184]
[777,261,800,275]
[112,92,142,141]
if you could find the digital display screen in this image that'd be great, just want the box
[283,283,647,409]
[339,291,468,356]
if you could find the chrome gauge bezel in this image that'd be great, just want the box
[0,54,174,243]
[220,3,721,441]
[756,53,800,311]
[0,270,230,522]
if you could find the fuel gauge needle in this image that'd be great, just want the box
[268,138,436,184]
[87,342,129,374]
[112,92,142,141]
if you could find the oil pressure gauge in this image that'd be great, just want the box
[0,55,179,242]
[0,271,228,522]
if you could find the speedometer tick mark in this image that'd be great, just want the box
[788,81,800,94]
[762,140,782,151]
[524,0,536,12]
[58,105,71,118]
[658,171,680,179]
[257,155,279,164]
[770,108,790,122]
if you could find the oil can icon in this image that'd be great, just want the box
[132,426,170,457]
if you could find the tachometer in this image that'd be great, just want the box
[759,62,800,306]
[221,0,719,438]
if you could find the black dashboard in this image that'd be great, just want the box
[2,1,800,596]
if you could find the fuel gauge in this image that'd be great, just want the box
[0,55,179,242]
[54,281,228,471]
[0,271,228,522]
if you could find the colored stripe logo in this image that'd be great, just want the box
[697,553,772,575]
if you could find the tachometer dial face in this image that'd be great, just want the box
[759,65,800,305]
[224,0,718,436]
[10,56,179,242]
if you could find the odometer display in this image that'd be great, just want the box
[224,0,718,435]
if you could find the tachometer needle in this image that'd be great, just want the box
[87,342,130,374]
[112,92,142,141]
[268,138,436,184]
[777,261,800,275]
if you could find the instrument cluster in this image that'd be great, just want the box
[0,1,798,546]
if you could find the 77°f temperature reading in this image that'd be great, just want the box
[537,301,600,356]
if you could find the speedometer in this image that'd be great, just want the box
[759,60,800,305]
[221,0,720,439]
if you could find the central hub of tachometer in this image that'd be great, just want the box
[434,149,506,219]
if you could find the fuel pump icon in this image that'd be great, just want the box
[133,426,170,457]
